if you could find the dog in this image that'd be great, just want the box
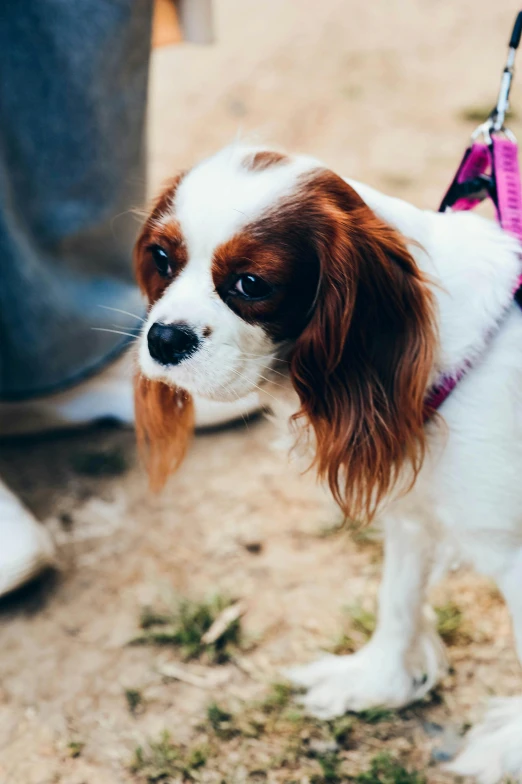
[133,144,522,783]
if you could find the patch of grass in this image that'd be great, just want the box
[284,708,307,724]
[204,685,357,779]
[317,519,346,538]
[67,740,84,758]
[329,715,354,747]
[131,596,242,663]
[206,702,238,740]
[349,523,381,547]
[71,448,128,477]
[435,601,469,645]
[259,682,294,714]
[125,688,143,716]
[206,682,327,750]
[311,750,342,784]
[330,631,356,655]
[330,603,377,654]
[185,746,208,770]
[355,753,426,784]
[359,706,395,724]
[348,604,377,638]
[139,607,172,629]
[130,731,207,782]
[206,684,299,743]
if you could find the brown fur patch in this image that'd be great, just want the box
[243,150,288,172]
[134,374,194,490]
[133,175,195,493]
[212,230,319,340]
[287,170,436,522]
[134,174,188,304]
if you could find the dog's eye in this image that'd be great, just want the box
[149,245,171,277]
[233,274,272,300]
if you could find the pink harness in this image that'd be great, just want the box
[425,11,522,414]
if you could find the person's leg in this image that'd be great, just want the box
[0,0,153,596]
[0,0,257,430]
[0,0,152,403]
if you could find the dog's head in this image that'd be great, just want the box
[135,145,435,520]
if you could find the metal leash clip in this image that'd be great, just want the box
[440,11,522,213]
[472,11,522,144]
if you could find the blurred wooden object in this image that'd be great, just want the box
[152,0,182,48]
[177,0,214,45]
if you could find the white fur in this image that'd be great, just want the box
[138,145,522,783]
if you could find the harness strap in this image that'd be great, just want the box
[438,142,492,214]
[424,135,522,416]
[493,135,522,246]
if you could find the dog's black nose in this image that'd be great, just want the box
[147,322,200,366]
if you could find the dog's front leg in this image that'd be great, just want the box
[285,514,448,719]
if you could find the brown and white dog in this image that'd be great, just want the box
[134,144,522,784]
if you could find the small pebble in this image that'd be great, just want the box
[243,540,263,554]
[422,720,444,737]
[430,725,462,763]
[59,512,74,530]
[308,738,339,756]
[431,748,454,763]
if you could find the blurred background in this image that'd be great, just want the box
[0,2,521,782]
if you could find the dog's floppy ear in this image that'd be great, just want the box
[134,375,194,491]
[133,174,194,490]
[289,172,436,522]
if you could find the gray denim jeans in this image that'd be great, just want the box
[0,0,152,401]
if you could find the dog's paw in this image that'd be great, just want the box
[446,697,522,784]
[283,646,424,720]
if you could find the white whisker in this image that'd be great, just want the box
[227,367,278,403]
[229,353,289,378]
[111,323,142,331]
[216,383,253,432]
[240,352,289,364]
[259,365,288,379]
[99,305,146,322]
[91,328,139,340]
[256,373,287,390]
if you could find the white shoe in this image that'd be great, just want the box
[0,350,261,436]
[0,351,136,436]
[0,480,55,598]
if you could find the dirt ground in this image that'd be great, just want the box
[1,1,522,782]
